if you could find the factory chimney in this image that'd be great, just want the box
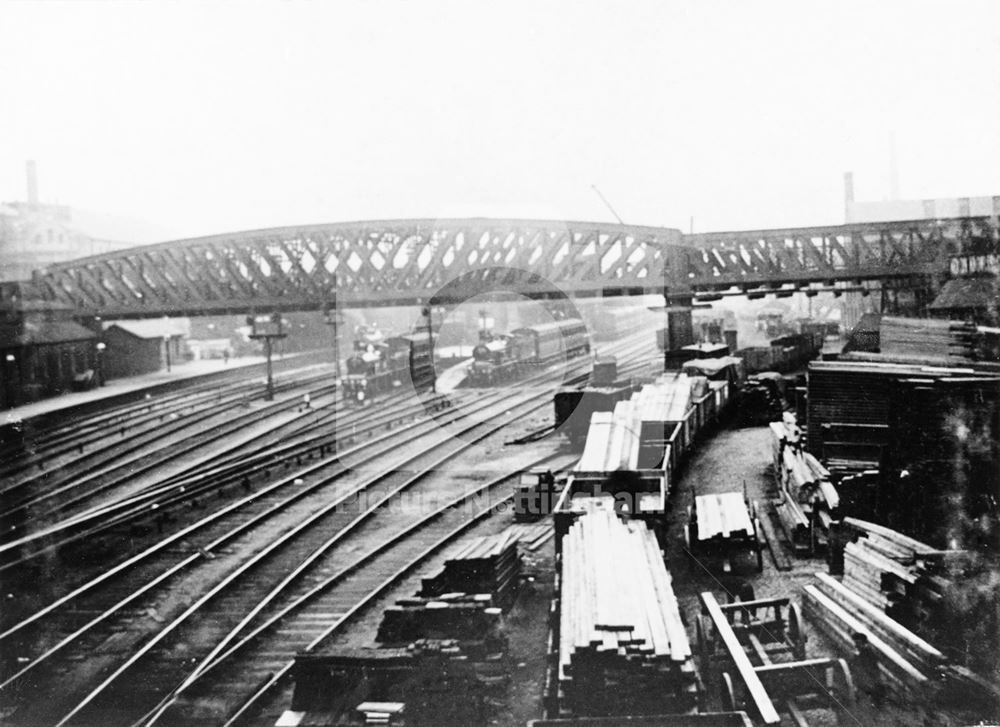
[843,171,854,223]
[26,160,39,206]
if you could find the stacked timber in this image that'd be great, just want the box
[420,532,520,607]
[663,372,704,420]
[375,594,504,645]
[768,413,839,550]
[826,469,879,527]
[504,521,556,551]
[837,517,970,629]
[878,316,978,365]
[802,574,941,696]
[694,492,754,541]
[577,374,704,474]
[355,701,405,726]
[882,374,1000,545]
[805,558,1000,710]
[577,402,641,472]
[826,518,1000,701]
[806,360,997,467]
[376,533,519,645]
[558,511,697,717]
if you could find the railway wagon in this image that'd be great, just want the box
[554,373,733,547]
[553,382,637,444]
[388,332,434,390]
[769,333,822,370]
[735,332,823,375]
[661,341,731,371]
[513,319,590,364]
[682,356,746,389]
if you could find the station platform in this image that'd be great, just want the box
[2,355,274,425]
[435,357,472,394]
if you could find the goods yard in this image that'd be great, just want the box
[4,4,1000,723]
[1,302,996,727]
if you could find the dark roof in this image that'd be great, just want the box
[0,299,76,313]
[0,320,96,348]
[929,276,998,311]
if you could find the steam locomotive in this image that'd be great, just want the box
[469,333,524,385]
[342,327,434,403]
[468,318,591,386]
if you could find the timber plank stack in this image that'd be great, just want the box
[376,594,504,644]
[768,413,839,551]
[818,517,1000,709]
[557,511,697,717]
[803,560,1000,712]
[419,531,520,607]
[805,519,949,697]
[802,579,937,696]
[805,361,896,466]
[576,374,705,474]
[840,518,937,612]
[837,518,963,632]
[376,532,518,645]
[879,316,978,365]
[806,359,996,469]
[882,374,1000,544]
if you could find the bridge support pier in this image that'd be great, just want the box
[663,289,695,371]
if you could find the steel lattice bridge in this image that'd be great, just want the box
[28,216,999,317]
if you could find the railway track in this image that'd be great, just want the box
[0,366,338,524]
[1,381,339,532]
[40,387,566,727]
[0,387,445,565]
[0,391,455,630]
[2,330,657,726]
[0,379,568,724]
[0,354,327,472]
[149,450,580,727]
[0,378,265,478]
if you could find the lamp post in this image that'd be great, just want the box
[323,299,344,455]
[247,313,287,401]
[95,342,106,386]
[422,305,436,394]
[4,353,15,408]
[323,297,344,383]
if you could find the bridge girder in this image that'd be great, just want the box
[27,216,999,318]
[680,216,998,292]
[31,219,684,318]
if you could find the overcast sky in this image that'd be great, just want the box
[1,0,998,242]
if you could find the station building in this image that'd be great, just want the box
[102,319,188,379]
[0,286,99,408]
